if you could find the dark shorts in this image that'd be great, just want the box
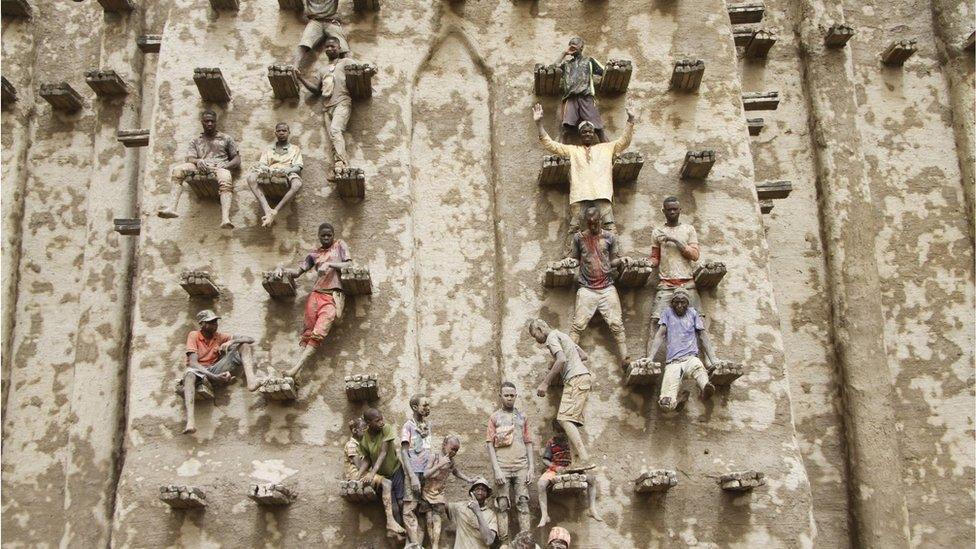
[402,472,424,503]
[188,344,243,384]
[382,467,406,502]
[560,95,604,130]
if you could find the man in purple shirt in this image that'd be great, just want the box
[646,288,721,410]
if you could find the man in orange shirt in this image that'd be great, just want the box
[180,309,260,434]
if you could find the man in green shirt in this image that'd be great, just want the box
[357,407,407,539]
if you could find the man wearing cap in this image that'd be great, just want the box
[548,526,571,549]
[292,0,350,70]
[646,288,721,410]
[447,478,498,549]
[532,102,636,241]
[553,37,606,143]
[179,309,260,434]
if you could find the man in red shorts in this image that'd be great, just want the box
[273,222,352,379]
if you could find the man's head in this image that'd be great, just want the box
[468,477,492,505]
[349,417,367,439]
[363,407,384,433]
[578,121,597,146]
[511,531,537,549]
[442,435,460,458]
[528,319,551,344]
[409,394,431,419]
[274,122,290,143]
[662,196,681,224]
[583,205,601,235]
[548,526,571,549]
[500,381,517,411]
[200,109,217,135]
[323,36,342,60]
[670,288,690,316]
[318,222,335,248]
[567,37,584,56]
[196,309,220,337]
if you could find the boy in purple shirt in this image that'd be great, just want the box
[646,288,721,410]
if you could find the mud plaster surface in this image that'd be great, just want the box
[1,0,972,547]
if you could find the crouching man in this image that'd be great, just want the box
[646,288,720,410]
[179,309,261,434]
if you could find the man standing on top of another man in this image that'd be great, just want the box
[533,102,637,239]
[646,196,705,354]
[293,0,350,70]
[565,205,631,367]
[555,37,606,143]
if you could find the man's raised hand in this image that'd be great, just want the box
[532,103,544,122]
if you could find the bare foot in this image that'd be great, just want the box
[157,209,178,219]
[221,220,234,229]
[537,515,550,528]
[334,160,346,172]
[247,378,264,392]
[589,508,605,522]
[183,424,196,434]
[386,521,407,537]
[261,210,277,227]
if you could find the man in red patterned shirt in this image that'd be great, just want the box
[273,222,352,379]
[179,309,260,434]
[535,424,602,528]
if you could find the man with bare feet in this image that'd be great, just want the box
[297,37,363,175]
[158,110,240,229]
[401,394,433,546]
[271,222,352,381]
[528,319,594,472]
[179,309,261,434]
[536,425,603,528]
[421,435,474,549]
[646,288,721,411]
[357,407,409,540]
[246,122,303,228]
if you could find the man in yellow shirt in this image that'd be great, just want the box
[245,122,304,227]
[532,103,636,238]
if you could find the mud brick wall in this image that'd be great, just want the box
[1,0,972,547]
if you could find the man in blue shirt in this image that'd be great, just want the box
[646,288,721,410]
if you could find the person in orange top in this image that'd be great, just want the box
[180,309,260,434]
[273,222,352,380]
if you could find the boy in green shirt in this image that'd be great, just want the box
[357,407,407,539]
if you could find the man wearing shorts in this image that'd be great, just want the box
[179,309,260,434]
[554,37,605,143]
[532,103,636,239]
[529,319,594,472]
[646,196,705,355]
[486,381,535,541]
[400,394,433,546]
[420,435,473,549]
[535,427,602,528]
[646,288,720,411]
[566,205,632,368]
[357,407,408,539]
[272,222,352,380]
[158,110,241,228]
[293,0,350,69]
[245,122,304,228]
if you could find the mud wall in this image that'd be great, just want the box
[1,0,972,548]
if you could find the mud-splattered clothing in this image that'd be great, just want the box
[659,306,704,363]
[571,229,618,290]
[185,330,231,366]
[300,240,351,292]
[486,409,532,472]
